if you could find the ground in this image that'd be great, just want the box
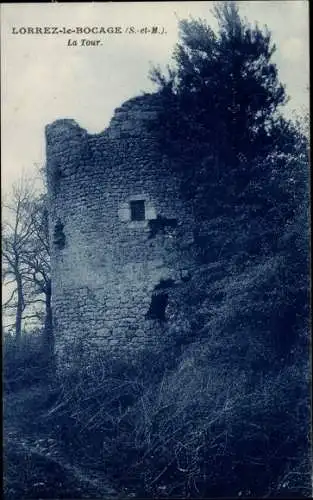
[3,384,121,500]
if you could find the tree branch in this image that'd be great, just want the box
[3,288,18,307]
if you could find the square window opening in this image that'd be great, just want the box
[130,200,145,221]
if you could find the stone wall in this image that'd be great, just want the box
[46,94,196,364]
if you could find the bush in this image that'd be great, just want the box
[45,333,310,498]
[3,332,54,392]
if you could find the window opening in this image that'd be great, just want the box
[130,200,145,221]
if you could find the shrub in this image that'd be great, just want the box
[3,332,54,392]
[45,333,310,498]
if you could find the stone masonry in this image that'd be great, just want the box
[46,93,196,363]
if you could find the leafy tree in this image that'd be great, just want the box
[150,3,309,263]
[149,1,310,360]
[150,1,287,191]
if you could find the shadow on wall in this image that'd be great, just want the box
[148,215,178,239]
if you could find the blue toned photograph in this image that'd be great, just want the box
[2,1,311,499]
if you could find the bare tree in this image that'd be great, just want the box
[2,178,35,341]
[2,176,51,348]
[23,196,53,353]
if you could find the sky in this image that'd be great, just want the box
[1,1,309,195]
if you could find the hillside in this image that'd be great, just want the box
[3,198,311,498]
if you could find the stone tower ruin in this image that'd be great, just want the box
[46,94,195,363]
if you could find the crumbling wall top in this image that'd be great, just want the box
[46,92,162,145]
[45,92,163,191]
[45,118,88,145]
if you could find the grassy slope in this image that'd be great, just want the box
[3,384,119,500]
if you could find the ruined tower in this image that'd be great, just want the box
[46,94,195,363]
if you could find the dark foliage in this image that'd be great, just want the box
[150,2,286,169]
[42,334,310,499]
[3,333,55,392]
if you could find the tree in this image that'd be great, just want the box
[2,177,51,349]
[149,2,309,256]
[2,178,36,341]
[150,1,287,187]
[22,196,53,353]
[149,1,310,358]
